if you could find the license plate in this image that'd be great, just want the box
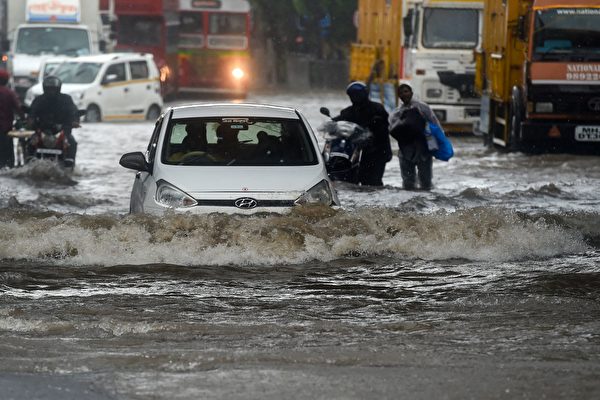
[575,126,600,142]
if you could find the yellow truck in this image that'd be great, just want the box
[350,0,483,132]
[475,0,600,152]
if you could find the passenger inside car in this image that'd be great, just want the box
[213,124,240,161]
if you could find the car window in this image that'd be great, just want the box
[130,61,149,80]
[162,117,318,166]
[104,62,126,82]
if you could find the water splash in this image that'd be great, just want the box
[0,206,593,266]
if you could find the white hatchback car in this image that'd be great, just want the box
[25,53,163,122]
[119,103,340,214]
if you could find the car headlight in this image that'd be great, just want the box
[535,102,553,113]
[156,181,197,209]
[70,91,85,101]
[295,180,334,206]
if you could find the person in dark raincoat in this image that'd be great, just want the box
[0,69,22,168]
[388,83,440,190]
[28,76,80,166]
[333,81,392,186]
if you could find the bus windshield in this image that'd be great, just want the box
[209,13,247,35]
[15,27,90,56]
[422,8,479,49]
[118,16,162,46]
[533,8,600,61]
[54,62,102,84]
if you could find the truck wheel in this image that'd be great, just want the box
[85,105,101,123]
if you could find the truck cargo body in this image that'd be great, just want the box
[5,0,102,100]
[476,0,600,152]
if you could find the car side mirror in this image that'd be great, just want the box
[319,107,331,117]
[119,152,150,172]
[102,74,118,85]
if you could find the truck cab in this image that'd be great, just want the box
[5,0,103,100]
[476,0,600,152]
[402,0,483,132]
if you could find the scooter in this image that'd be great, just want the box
[318,107,372,183]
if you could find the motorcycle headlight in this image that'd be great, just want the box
[295,180,334,206]
[156,181,197,209]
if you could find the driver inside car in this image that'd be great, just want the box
[169,122,208,162]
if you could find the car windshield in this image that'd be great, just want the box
[533,8,600,61]
[422,8,479,49]
[15,27,90,56]
[53,62,102,84]
[163,117,318,166]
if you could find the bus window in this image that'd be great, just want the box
[118,16,162,46]
[209,13,246,35]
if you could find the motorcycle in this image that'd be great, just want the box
[10,109,81,169]
[318,107,372,183]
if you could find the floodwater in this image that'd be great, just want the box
[0,91,599,399]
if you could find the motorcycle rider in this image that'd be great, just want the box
[0,69,22,169]
[28,76,80,167]
[333,81,392,186]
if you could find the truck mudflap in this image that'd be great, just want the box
[521,120,600,153]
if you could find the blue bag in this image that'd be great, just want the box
[427,122,454,161]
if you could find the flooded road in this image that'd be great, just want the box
[1,91,599,399]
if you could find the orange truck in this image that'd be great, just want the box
[475,0,600,152]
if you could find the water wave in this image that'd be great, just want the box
[0,206,594,266]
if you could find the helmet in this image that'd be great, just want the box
[346,81,369,105]
[346,81,368,95]
[42,76,62,95]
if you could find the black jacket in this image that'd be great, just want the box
[29,93,79,132]
[334,100,392,161]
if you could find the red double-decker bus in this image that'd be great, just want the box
[177,0,251,96]
[113,0,179,98]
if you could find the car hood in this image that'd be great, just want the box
[155,165,325,196]
[27,82,91,97]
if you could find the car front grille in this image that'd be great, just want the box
[195,199,296,208]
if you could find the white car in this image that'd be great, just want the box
[119,103,340,214]
[24,53,163,122]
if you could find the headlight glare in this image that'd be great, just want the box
[156,181,197,208]
[295,180,333,206]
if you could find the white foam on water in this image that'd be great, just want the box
[0,207,593,266]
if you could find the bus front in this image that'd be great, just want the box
[177,0,251,96]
